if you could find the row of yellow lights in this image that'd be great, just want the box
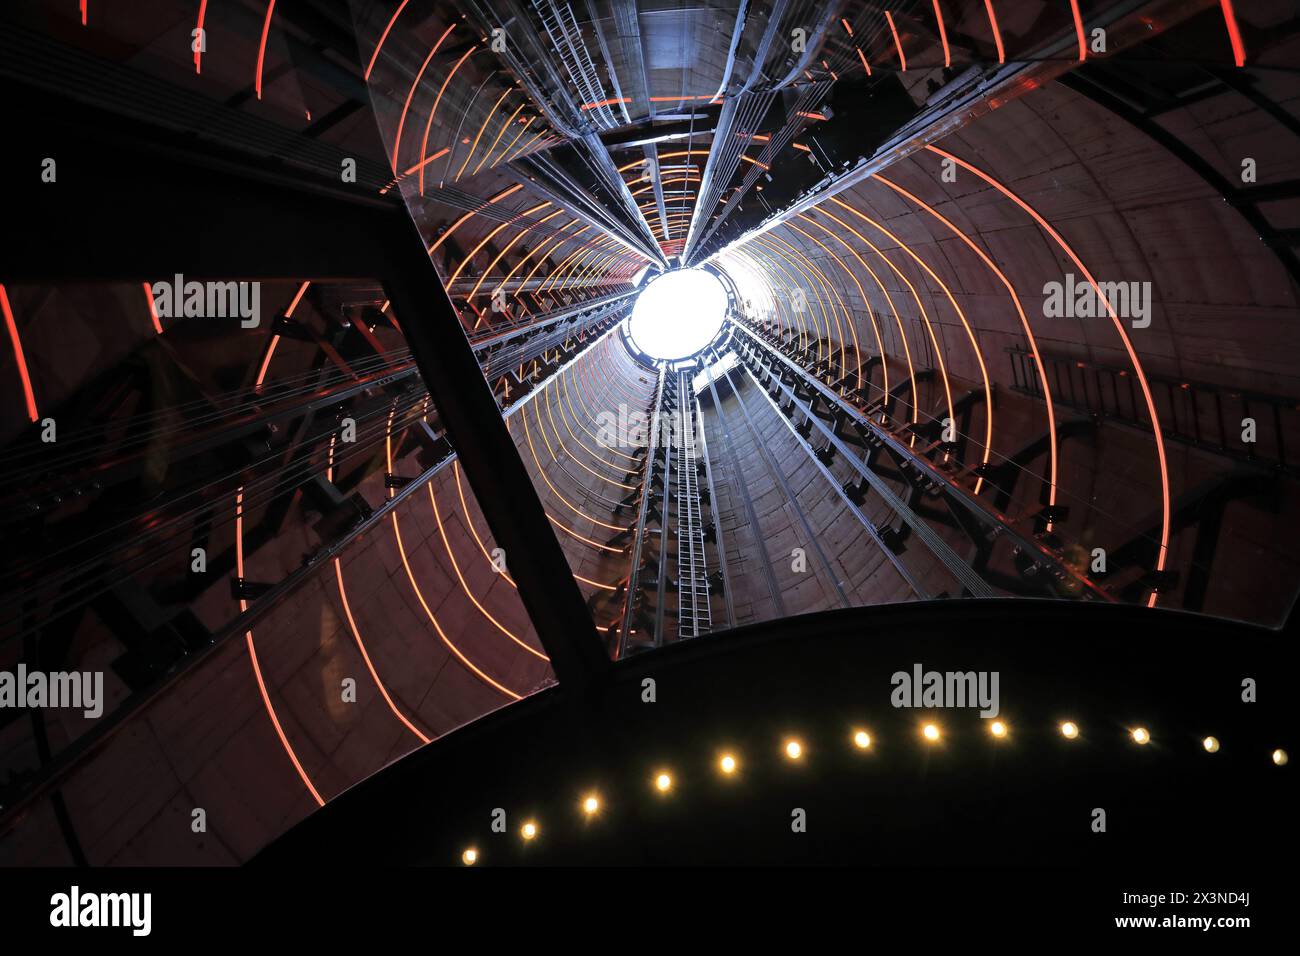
[460,722,1289,864]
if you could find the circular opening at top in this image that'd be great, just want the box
[626,268,728,360]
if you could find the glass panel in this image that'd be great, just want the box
[0,278,551,863]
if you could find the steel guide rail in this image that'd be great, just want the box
[733,359,931,599]
[692,387,736,629]
[617,364,666,656]
[733,322,1109,600]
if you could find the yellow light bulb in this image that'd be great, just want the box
[461,848,478,865]
[582,794,600,815]
[1274,748,1289,766]
[1202,736,1219,754]
[922,723,941,742]
[655,772,673,792]
[989,720,1008,738]
[521,821,538,840]
[853,730,872,749]
[719,754,737,775]
[1060,721,1079,739]
[1131,727,1150,745]
[784,739,803,760]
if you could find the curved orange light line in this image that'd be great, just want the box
[505,128,550,164]
[235,489,325,806]
[616,149,707,173]
[0,285,38,423]
[581,97,631,111]
[455,461,518,588]
[508,422,628,554]
[828,196,995,485]
[255,1,277,101]
[448,202,551,288]
[334,557,431,743]
[363,0,411,80]
[718,251,789,346]
[562,248,622,295]
[1068,0,1086,62]
[1220,1,1246,67]
[555,249,607,297]
[762,230,854,380]
[194,0,208,74]
[418,44,478,195]
[469,208,563,301]
[749,238,830,366]
[143,282,164,335]
[805,205,929,425]
[535,233,598,293]
[563,363,641,464]
[489,115,534,169]
[427,482,548,660]
[537,387,635,489]
[544,513,625,552]
[727,248,809,355]
[933,1,951,67]
[780,233,852,374]
[561,238,622,287]
[631,175,700,197]
[383,407,524,697]
[456,87,513,182]
[742,241,819,358]
[520,393,632,532]
[391,510,523,698]
[984,1,1006,64]
[546,375,638,480]
[516,228,589,296]
[392,22,456,174]
[926,144,1171,602]
[286,280,310,317]
[494,219,579,298]
[454,462,616,591]
[255,280,310,388]
[886,11,907,71]
[401,146,449,178]
[429,183,523,256]
[873,171,1058,510]
[538,351,644,468]
[474,102,526,177]
[785,220,876,397]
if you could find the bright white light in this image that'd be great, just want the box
[627,268,728,360]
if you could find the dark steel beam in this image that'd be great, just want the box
[382,216,611,688]
[699,0,1208,266]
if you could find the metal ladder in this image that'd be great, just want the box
[530,0,619,130]
[676,368,712,638]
